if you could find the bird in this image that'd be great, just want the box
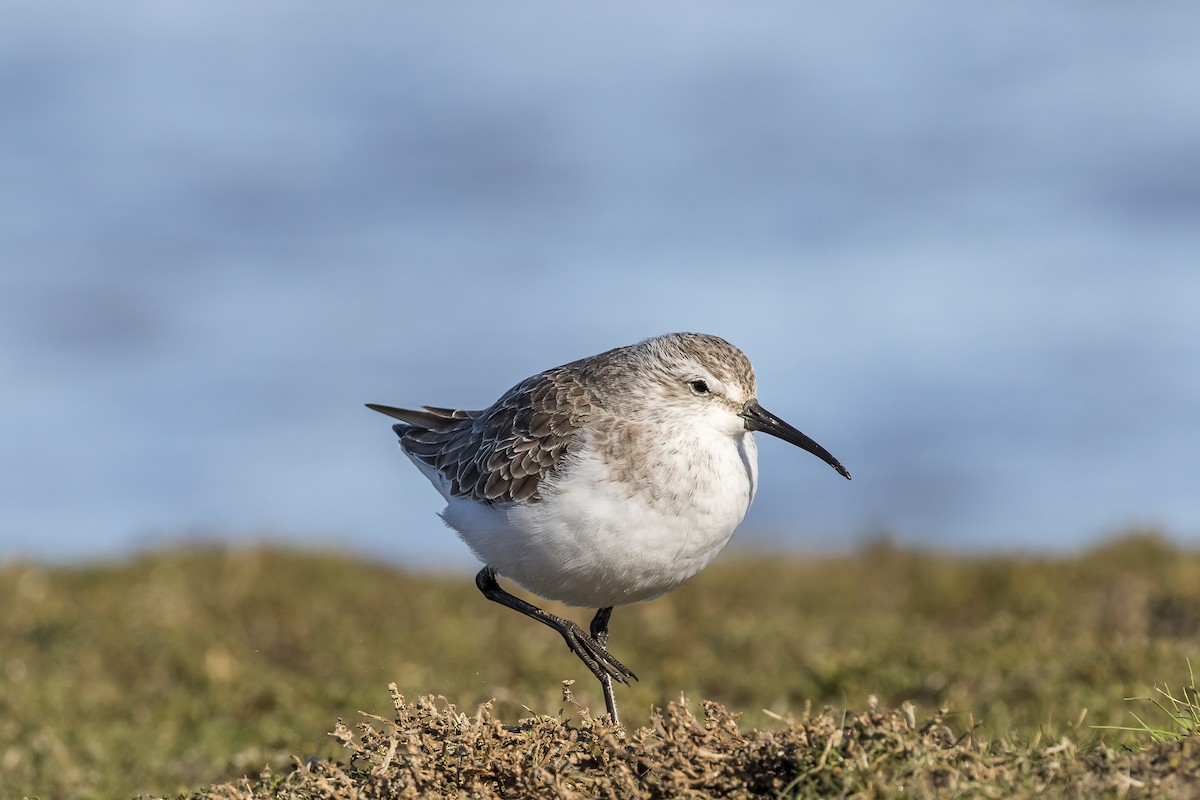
[366,332,850,724]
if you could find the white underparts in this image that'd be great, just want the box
[436,424,759,607]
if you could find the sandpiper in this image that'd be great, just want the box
[367,332,850,724]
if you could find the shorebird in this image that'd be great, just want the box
[367,332,850,724]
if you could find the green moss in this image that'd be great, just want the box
[1,532,1197,798]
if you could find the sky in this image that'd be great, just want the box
[2,2,1199,566]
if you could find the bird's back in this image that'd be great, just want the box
[369,364,595,505]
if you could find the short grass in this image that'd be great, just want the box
[2,532,1198,798]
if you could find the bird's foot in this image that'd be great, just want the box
[557,620,637,685]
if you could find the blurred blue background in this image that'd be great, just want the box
[2,2,1198,565]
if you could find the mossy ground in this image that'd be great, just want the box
[2,532,1198,798]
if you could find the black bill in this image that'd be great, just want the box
[740,399,851,480]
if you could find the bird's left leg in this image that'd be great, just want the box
[475,567,635,686]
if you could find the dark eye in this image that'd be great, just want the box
[688,380,710,395]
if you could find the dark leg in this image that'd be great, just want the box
[589,607,619,724]
[475,568,637,695]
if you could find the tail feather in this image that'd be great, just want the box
[420,405,472,420]
[365,403,471,432]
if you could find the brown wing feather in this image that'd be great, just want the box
[391,366,593,505]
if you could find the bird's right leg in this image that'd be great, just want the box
[475,567,637,689]
[589,606,620,724]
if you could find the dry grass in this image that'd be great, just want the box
[199,685,1200,799]
[2,532,1199,798]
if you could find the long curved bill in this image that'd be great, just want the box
[740,400,851,480]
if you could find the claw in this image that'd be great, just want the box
[560,621,637,684]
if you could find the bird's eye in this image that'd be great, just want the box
[688,380,710,395]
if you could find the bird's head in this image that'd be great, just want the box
[633,332,851,480]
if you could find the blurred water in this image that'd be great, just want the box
[2,2,1199,565]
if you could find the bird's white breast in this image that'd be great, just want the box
[439,422,760,607]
